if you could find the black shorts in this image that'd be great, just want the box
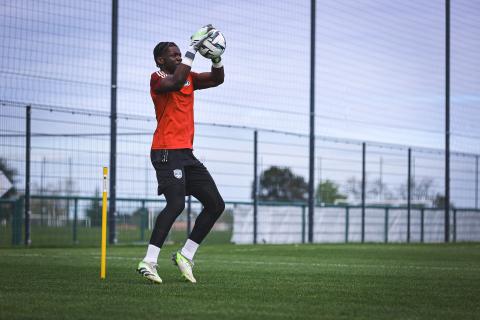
[151,149,217,196]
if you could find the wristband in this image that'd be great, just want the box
[212,60,223,68]
[211,56,223,68]
[182,49,196,67]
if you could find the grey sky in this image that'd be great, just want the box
[1,0,478,151]
[1,0,479,205]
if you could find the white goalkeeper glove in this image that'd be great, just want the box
[190,24,215,50]
[192,25,223,67]
[183,25,215,67]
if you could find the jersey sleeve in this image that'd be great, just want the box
[150,71,167,92]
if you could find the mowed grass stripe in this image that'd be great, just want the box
[2,252,479,272]
[0,244,479,320]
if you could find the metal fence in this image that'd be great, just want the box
[1,1,480,246]
[1,195,479,247]
[1,102,480,246]
[0,195,234,247]
[2,102,479,202]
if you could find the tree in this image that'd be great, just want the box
[368,178,392,200]
[256,166,308,202]
[345,176,362,200]
[432,194,454,209]
[413,177,434,200]
[398,177,435,201]
[85,188,102,227]
[316,180,346,204]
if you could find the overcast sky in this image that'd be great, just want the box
[1,0,479,204]
[1,0,479,151]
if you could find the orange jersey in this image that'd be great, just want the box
[150,70,198,149]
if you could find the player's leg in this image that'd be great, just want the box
[138,150,186,283]
[149,183,186,248]
[138,185,186,283]
[171,163,225,282]
[187,173,225,245]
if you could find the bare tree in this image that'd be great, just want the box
[345,176,362,200]
[368,177,390,200]
[398,177,436,201]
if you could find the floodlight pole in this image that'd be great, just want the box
[308,0,316,243]
[444,0,450,243]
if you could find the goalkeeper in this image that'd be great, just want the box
[137,25,225,284]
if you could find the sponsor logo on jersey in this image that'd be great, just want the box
[184,80,190,87]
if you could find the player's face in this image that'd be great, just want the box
[161,46,182,73]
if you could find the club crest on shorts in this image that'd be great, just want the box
[173,169,182,179]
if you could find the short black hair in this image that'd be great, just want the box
[153,42,178,68]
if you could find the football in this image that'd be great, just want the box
[198,29,226,59]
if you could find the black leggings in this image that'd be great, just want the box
[149,177,225,248]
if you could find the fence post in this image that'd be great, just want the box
[407,148,411,243]
[108,0,119,245]
[25,106,31,246]
[453,208,456,242]
[18,197,23,245]
[73,198,78,244]
[384,207,389,243]
[40,157,45,226]
[444,0,451,244]
[11,200,17,245]
[12,197,23,245]
[10,200,14,245]
[253,130,258,244]
[420,208,424,243]
[475,155,478,209]
[308,0,316,244]
[301,205,306,244]
[361,142,366,243]
[345,206,349,243]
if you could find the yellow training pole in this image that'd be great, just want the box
[101,167,108,279]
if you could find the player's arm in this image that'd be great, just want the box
[151,63,192,93]
[151,26,215,93]
[193,57,225,90]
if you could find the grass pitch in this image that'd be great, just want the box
[0,243,479,319]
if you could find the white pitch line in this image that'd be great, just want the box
[1,252,478,272]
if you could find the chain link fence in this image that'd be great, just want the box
[1,1,479,246]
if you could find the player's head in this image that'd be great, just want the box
[153,42,181,73]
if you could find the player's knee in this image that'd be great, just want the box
[213,197,225,216]
[203,196,224,217]
[166,198,185,216]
